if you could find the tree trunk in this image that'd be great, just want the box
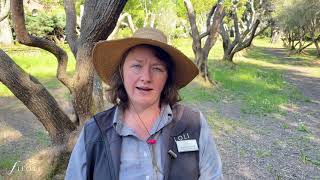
[220,8,265,63]
[222,51,235,62]
[0,50,76,144]
[93,72,105,113]
[271,27,280,44]
[150,13,156,28]
[1,0,127,178]
[314,40,320,57]
[127,13,136,33]
[73,0,127,125]
[72,46,94,125]
[184,0,223,84]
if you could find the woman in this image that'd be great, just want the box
[65,28,222,180]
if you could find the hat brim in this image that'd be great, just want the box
[92,37,199,89]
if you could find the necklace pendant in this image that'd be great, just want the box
[147,139,157,144]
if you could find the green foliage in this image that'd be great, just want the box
[276,0,320,46]
[297,122,309,133]
[300,152,320,167]
[0,153,19,170]
[116,28,133,39]
[154,0,177,38]
[76,0,85,16]
[25,11,65,40]
[256,149,272,158]
[123,0,159,28]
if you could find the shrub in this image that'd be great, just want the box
[25,11,66,42]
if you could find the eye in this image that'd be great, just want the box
[131,64,142,69]
[153,66,165,72]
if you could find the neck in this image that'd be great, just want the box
[123,102,161,140]
[128,102,161,115]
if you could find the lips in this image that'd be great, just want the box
[136,86,153,91]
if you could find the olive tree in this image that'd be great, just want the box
[184,0,224,83]
[277,0,320,56]
[220,0,272,62]
[0,0,127,177]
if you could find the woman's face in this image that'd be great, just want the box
[122,46,168,109]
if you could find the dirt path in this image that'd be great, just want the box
[205,47,320,179]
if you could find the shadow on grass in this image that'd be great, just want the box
[207,59,306,114]
[246,46,320,67]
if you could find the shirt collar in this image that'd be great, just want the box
[112,104,173,136]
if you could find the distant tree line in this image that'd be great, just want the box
[275,0,320,56]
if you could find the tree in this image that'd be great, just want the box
[0,0,127,177]
[184,0,224,83]
[220,0,271,62]
[108,12,136,40]
[276,0,320,56]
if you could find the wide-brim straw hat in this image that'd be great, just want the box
[92,27,199,89]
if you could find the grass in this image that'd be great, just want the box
[297,122,310,133]
[1,37,318,115]
[0,152,19,171]
[173,38,311,114]
[34,130,51,147]
[0,44,76,96]
[256,149,272,158]
[180,80,221,104]
[300,152,320,167]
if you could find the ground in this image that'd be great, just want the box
[208,47,320,179]
[0,45,319,179]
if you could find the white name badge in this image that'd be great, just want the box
[176,139,199,152]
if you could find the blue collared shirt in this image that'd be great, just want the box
[65,104,222,180]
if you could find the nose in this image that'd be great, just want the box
[140,66,151,83]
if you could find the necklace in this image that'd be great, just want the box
[131,104,164,144]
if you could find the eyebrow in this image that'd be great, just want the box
[132,58,166,66]
[132,58,144,63]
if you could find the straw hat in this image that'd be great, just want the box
[92,28,199,89]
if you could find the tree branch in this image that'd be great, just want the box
[232,4,240,43]
[203,0,224,53]
[234,19,260,52]
[127,13,136,33]
[79,0,128,46]
[220,15,230,52]
[247,0,255,30]
[11,0,73,92]
[64,0,78,57]
[184,0,201,55]
[108,12,130,40]
[206,4,217,30]
[0,50,76,144]
[0,0,10,22]
[200,31,209,39]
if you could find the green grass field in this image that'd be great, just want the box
[1,38,317,115]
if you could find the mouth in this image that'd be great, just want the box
[136,87,153,91]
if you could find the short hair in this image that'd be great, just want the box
[107,44,181,109]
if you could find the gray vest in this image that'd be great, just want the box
[84,104,200,180]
